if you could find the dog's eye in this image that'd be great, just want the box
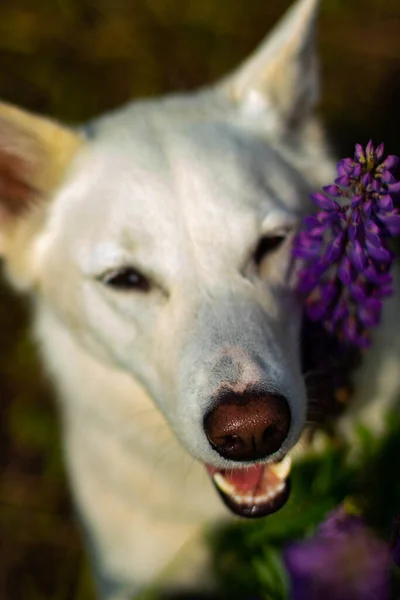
[101,267,150,292]
[254,235,286,265]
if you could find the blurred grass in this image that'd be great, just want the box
[0,0,399,599]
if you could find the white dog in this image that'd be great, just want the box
[1,0,399,598]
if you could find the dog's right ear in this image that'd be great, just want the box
[0,102,83,257]
[219,0,319,136]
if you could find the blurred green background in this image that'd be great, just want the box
[0,0,399,598]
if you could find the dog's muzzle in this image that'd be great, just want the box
[203,388,292,517]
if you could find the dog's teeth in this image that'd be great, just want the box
[233,493,244,504]
[268,455,292,481]
[249,481,286,505]
[214,468,287,507]
[213,473,236,496]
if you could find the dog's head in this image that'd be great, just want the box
[0,0,335,517]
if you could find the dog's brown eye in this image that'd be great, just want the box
[254,235,286,265]
[102,267,150,292]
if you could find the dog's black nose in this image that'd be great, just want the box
[203,391,291,462]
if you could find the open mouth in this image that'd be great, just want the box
[206,455,292,518]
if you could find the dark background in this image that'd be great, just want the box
[0,0,399,598]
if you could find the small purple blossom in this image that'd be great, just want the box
[283,506,391,600]
[293,142,400,347]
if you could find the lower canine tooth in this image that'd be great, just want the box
[269,455,292,480]
[213,473,236,496]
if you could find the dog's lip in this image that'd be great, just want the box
[205,456,291,519]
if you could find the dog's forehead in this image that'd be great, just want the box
[51,104,308,277]
[161,121,309,214]
[77,109,307,220]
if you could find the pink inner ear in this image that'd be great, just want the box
[0,150,38,216]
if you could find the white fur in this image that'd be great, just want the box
[1,1,399,599]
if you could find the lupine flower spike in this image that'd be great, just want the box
[293,141,400,348]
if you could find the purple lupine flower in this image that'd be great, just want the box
[283,505,391,600]
[293,142,400,347]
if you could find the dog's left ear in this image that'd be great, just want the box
[220,0,319,134]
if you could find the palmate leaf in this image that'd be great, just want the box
[252,546,289,600]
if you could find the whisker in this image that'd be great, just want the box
[116,406,161,440]
[181,457,198,498]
